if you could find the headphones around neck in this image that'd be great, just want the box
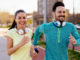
[53,20,66,27]
[15,28,29,35]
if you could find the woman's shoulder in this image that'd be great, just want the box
[27,28,33,33]
[26,28,33,37]
[7,28,15,34]
[6,28,15,39]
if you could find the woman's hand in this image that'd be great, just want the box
[32,51,38,58]
[20,36,31,46]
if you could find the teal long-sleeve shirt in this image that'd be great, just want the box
[33,22,80,60]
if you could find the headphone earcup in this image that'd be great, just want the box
[18,29,24,35]
[25,28,29,32]
[55,21,61,27]
[62,22,66,27]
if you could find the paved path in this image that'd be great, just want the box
[0,36,10,60]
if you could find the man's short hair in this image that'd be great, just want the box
[52,1,65,12]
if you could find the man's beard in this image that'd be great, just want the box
[56,16,65,22]
[55,16,65,25]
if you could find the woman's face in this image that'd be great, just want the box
[15,12,27,29]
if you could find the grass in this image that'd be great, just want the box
[78,30,80,33]
[38,40,80,60]
[68,49,80,60]
[0,26,10,28]
[38,40,46,48]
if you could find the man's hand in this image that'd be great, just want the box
[69,34,76,45]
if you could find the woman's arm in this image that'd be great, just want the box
[6,36,30,56]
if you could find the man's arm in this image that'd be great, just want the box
[33,24,45,46]
[70,24,80,46]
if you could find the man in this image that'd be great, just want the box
[33,1,80,60]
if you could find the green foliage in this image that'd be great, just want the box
[38,40,46,48]
[68,49,80,60]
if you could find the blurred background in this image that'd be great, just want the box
[0,0,80,60]
[0,0,80,29]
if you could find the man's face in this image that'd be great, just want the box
[54,6,66,22]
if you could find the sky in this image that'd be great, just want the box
[63,0,80,14]
[0,0,37,14]
[0,0,79,14]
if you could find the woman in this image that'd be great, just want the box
[5,10,37,60]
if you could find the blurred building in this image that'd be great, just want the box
[38,0,63,22]
[65,9,69,22]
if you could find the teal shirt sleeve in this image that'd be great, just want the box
[33,24,45,46]
[71,24,80,46]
